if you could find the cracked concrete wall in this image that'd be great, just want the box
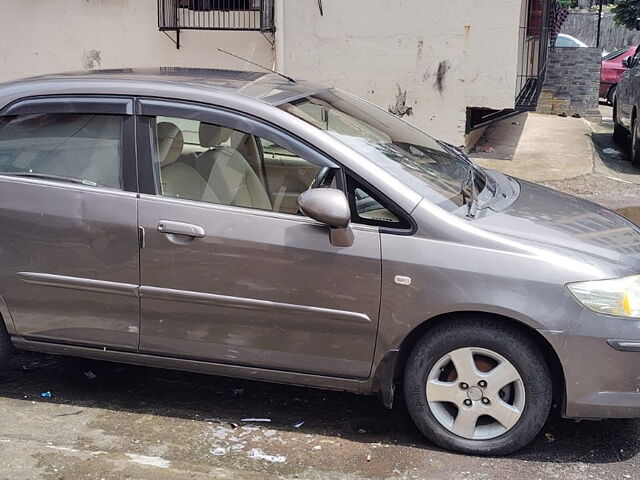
[0,0,273,83]
[2,0,524,146]
[280,0,523,145]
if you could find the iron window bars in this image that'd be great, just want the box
[158,0,275,48]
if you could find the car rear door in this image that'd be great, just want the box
[134,99,382,379]
[0,97,140,350]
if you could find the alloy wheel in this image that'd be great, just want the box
[426,347,526,440]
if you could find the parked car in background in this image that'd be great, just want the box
[0,69,638,456]
[554,33,588,48]
[601,46,637,105]
[613,45,640,165]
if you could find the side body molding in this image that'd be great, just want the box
[15,273,371,326]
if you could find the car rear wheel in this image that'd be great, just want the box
[0,320,12,372]
[403,318,552,456]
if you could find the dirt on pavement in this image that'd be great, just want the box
[0,351,638,480]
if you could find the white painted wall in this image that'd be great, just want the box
[279,0,523,145]
[0,0,273,82]
[0,0,525,145]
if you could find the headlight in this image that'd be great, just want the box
[567,275,640,318]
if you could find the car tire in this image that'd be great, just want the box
[607,84,617,106]
[613,101,628,144]
[632,117,640,167]
[0,320,12,372]
[403,317,552,456]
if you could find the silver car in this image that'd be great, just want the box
[0,68,638,455]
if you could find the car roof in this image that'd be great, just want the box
[0,67,329,106]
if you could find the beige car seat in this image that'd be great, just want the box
[157,122,218,202]
[198,123,272,210]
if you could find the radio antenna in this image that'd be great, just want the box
[217,48,296,83]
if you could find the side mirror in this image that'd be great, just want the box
[297,188,354,247]
[623,56,632,68]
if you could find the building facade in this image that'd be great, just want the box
[0,0,550,146]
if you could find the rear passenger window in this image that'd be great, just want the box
[0,113,123,189]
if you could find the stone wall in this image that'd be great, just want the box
[536,47,601,120]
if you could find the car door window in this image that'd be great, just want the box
[150,116,322,215]
[0,113,123,189]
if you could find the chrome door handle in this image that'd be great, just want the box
[157,220,205,238]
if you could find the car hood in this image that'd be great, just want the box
[475,179,640,267]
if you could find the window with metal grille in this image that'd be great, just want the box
[158,0,274,32]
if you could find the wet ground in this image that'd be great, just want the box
[1,105,640,479]
[0,352,639,480]
[541,104,640,223]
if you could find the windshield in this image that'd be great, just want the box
[278,89,478,211]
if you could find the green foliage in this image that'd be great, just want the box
[556,0,578,7]
[613,0,640,29]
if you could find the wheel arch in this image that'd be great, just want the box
[373,311,565,412]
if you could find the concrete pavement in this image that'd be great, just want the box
[0,352,638,480]
[475,106,640,224]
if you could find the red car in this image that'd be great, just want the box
[601,46,637,104]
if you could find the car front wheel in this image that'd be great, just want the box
[607,84,617,106]
[613,101,628,144]
[0,320,12,372]
[632,118,640,167]
[403,317,552,456]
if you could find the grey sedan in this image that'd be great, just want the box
[0,68,638,455]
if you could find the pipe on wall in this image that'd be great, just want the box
[274,0,285,73]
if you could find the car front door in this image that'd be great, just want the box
[0,97,140,349]
[135,99,381,379]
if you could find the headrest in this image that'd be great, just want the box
[199,122,233,148]
[157,122,184,167]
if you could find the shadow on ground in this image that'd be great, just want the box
[1,351,638,465]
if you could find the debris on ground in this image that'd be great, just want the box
[544,432,556,442]
[54,410,83,417]
[603,147,622,156]
[40,391,52,398]
[475,146,494,153]
[247,448,286,463]
[84,370,98,380]
[292,420,305,428]
[241,418,271,423]
[21,359,58,371]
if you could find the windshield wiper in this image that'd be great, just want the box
[436,139,468,161]
[461,167,479,218]
[3,172,101,187]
